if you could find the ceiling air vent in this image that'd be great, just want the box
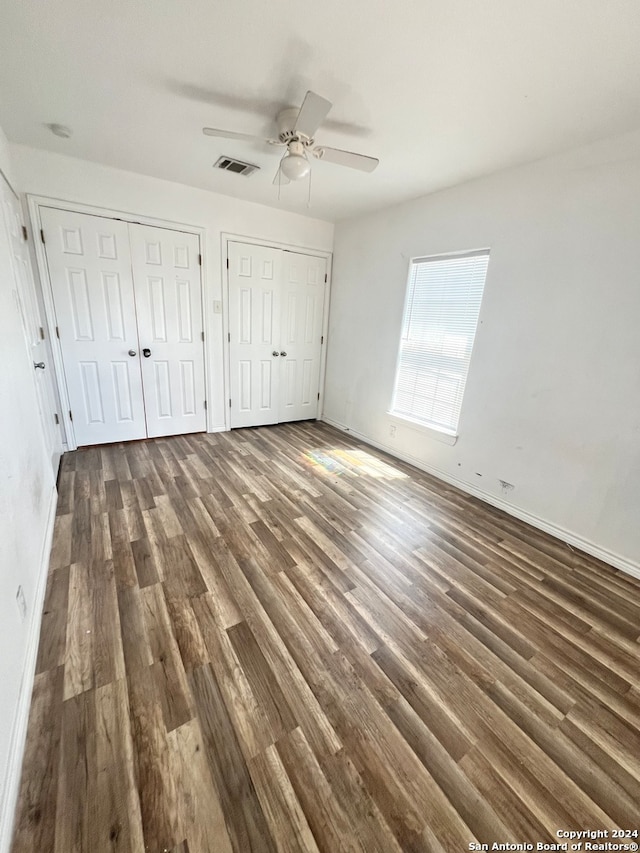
[213,156,260,176]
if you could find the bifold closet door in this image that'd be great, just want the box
[42,209,206,445]
[279,251,326,422]
[129,224,206,438]
[228,241,326,428]
[228,241,282,428]
[40,207,147,445]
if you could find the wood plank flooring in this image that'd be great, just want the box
[11,421,640,852]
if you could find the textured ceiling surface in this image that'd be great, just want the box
[2,0,640,220]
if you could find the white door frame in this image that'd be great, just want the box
[28,195,211,450]
[221,232,333,431]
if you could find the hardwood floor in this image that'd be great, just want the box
[11,421,640,852]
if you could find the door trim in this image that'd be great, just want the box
[28,195,210,450]
[221,232,333,432]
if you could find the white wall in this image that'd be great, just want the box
[324,128,640,575]
[9,144,334,432]
[0,129,56,847]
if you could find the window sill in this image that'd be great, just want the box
[388,412,458,446]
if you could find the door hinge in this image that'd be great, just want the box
[324,273,327,283]
[68,410,73,422]
[39,326,45,340]
[201,330,205,342]
[317,392,320,400]
[229,398,232,408]
[198,253,202,266]
[54,413,59,425]
[321,335,324,344]
[228,332,230,343]
[204,400,207,410]
[21,225,28,241]
[40,229,45,244]
[55,326,60,339]
[226,257,229,269]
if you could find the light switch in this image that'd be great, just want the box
[213,300,222,314]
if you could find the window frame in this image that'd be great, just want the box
[389,248,490,440]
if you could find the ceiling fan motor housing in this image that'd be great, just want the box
[276,108,314,145]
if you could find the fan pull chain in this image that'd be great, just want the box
[307,166,312,208]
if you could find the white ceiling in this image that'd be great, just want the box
[2,0,640,221]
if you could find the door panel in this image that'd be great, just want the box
[227,243,326,428]
[1,185,63,472]
[41,207,146,446]
[278,252,326,422]
[228,242,282,428]
[129,224,206,438]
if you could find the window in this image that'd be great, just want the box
[391,249,489,434]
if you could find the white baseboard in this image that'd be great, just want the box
[321,417,640,582]
[0,483,58,853]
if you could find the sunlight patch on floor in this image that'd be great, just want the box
[301,447,409,480]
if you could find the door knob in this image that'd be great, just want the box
[142,348,151,358]
[33,361,45,369]
[280,351,287,357]
[128,349,137,357]
[272,350,280,357]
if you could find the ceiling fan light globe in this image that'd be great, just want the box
[280,153,311,181]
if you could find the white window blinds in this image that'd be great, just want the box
[392,250,489,433]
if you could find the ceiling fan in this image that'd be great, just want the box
[203,91,379,184]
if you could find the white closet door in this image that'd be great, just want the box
[1,187,63,472]
[41,207,146,446]
[279,251,326,422]
[129,224,206,438]
[228,241,283,428]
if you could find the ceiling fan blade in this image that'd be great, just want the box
[312,145,379,172]
[203,127,281,145]
[293,91,332,139]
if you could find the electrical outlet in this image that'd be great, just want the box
[389,424,396,438]
[16,585,27,621]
